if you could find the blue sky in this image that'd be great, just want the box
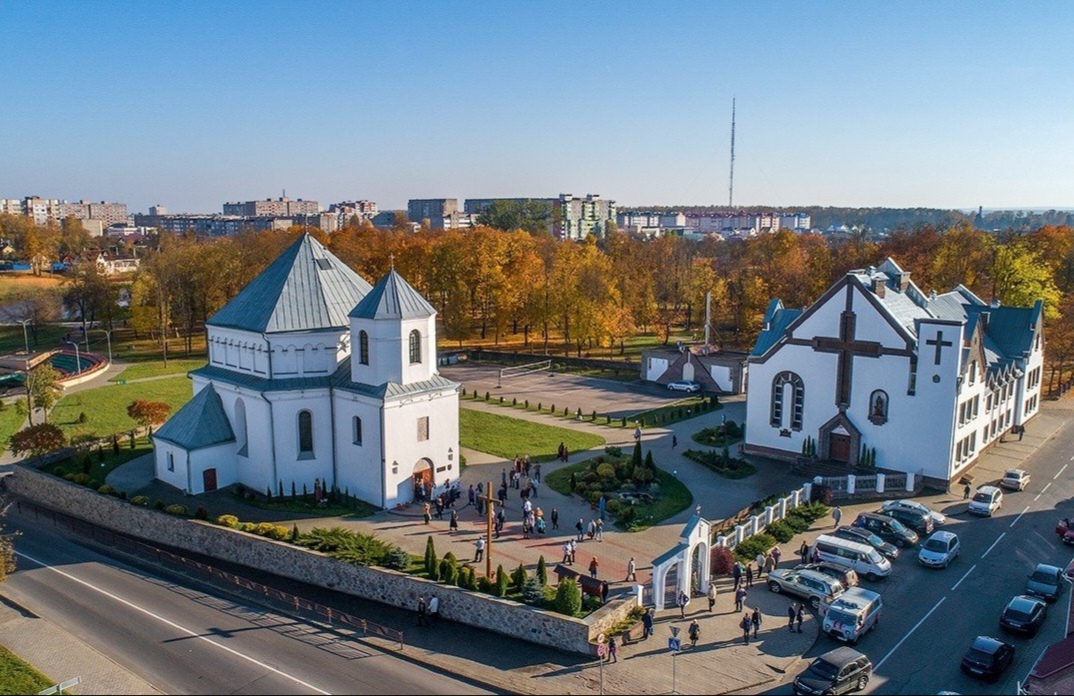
[2,1,1073,213]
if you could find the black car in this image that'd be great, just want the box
[833,525,901,559]
[793,646,872,695]
[1025,563,1065,603]
[961,635,1015,682]
[876,506,933,536]
[854,512,919,548]
[1000,595,1047,636]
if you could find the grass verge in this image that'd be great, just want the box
[51,376,193,440]
[459,408,605,462]
[109,359,207,382]
[0,643,54,695]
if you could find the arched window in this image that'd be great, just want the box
[869,389,889,425]
[359,330,369,365]
[352,415,362,445]
[298,410,314,456]
[771,371,804,431]
[235,398,249,457]
[409,330,421,364]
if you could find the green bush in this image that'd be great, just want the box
[766,519,795,543]
[511,562,528,592]
[495,564,509,597]
[153,499,165,510]
[130,495,149,506]
[384,546,411,571]
[424,536,438,579]
[605,498,622,514]
[253,522,276,536]
[478,576,495,594]
[553,577,582,616]
[241,522,257,532]
[440,558,459,586]
[536,555,548,586]
[268,525,291,541]
[734,533,776,563]
[194,506,209,521]
[64,473,75,481]
[164,504,188,516]
[97,484,115,495]
[73,473,90,485]
[216,514,240,528]
[522,576,545,605]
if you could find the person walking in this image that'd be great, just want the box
[569,539,577,564]
[764,553,776,576]
[772,547,782,568]
[417,596,429,627]
[601,580,609,604]
[707,582,717,612]
[435,496,444,520]
[688,618,700,648]
[595,518,604,542]
[734,586,747,613]
[740,613,752,644]
[642,607,654,639]
[963,482,972,499]
[832,505,842,528]
[422,501,431,525]
[429,595,440,624]
[811,546,821,564]
[531,479,539,498]
[607,635,617,663]
[799,540,809,565]
[677,590,689,618]
[587,519,597,541]
[795,603,805,633]
[745,563,754,588]
[755,552,766,578]
[551,507,559,529]
[576,518,585,542]
[626,557,637,582]
[562,541,572,565]
[468,484,475,508]
[449,508,459,535]
[751,607,762,639]
[787,603,796,631]
[732,561,743,590]
[589,556,600,578]
[534,462,541,483]
[672,434,678,448]
[474,537,485,563]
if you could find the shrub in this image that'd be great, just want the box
[512,397,517,406]
[384,546,411,571]
[291,524,300,541]
[254,522,277,537]
[711,545,735,575]
[511,563,528,592]
[130,495,149,506]
[596,463,616,480]
[495,564,509,597]
[64,473,75,481]
[153,499,165,510]
[734,533,777,563]
[73,473,90,485]
[241,522,257,532]
[117,491,127,500]
[536,555,548,586]
[522,576,545,605]
[478,576,495,594]
[499,396,504,404]
[484,391,490,401]
[440,558,458,586]
[268,525,291,541]
[524,400,529,409]
[424,536,438,579]
[550,403,555,414]
[605,446,623,457]
[766,519,795,543]
[87,479,100,489]
[605,498,622,514]
[217,514,240,528]
[810,484,834,505]
[194,506,209,521]
[784,514,811,533]
[553,577,582,616]
[164,504,188,516]
[616,505,637,526]
[97,484,115,495]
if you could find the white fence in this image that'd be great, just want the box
[714,484,809,551]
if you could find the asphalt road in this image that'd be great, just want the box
[2,510,494,695]
[766,408,1074,695]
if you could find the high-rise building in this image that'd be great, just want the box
[0,197,128,226]
[554,194,616,240]
[223,197,320,217]
[407,199,458,224]
[149,205,168,216]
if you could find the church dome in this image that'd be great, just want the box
[349,268,435,321]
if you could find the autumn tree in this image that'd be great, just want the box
[63,261,114,340]
[127,400,172,428]
[9,423,65,459]
[25,364,61,424]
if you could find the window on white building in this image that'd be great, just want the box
[298,410,314,456]
[409,330,422,364]
[417,416,429,442]
[359,330,369,365]
[770,371,804,431]
[353,416,362,445]
[167,452,174,472]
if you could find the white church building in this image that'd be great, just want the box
[744,258,1044,486]
[152,234,460,508]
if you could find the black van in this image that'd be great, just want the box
[854,512,919,548]
[793,646,872,695]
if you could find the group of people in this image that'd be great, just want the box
[575,517,604,542]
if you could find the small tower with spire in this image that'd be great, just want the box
[348,268,438,386]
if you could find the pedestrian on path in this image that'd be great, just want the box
[563,541,572,565]
[417,596,429,627]
[745,563,753,588]
[531,479,539,498]
[751,607,762,639]
[787,603,796,631]
[534,462,541,483]
[755,553,766,577]
[740,613,751,644]
[551,507,559,529]
[963,483,972,499]
[449,508,459,534]
[688,618,700,647]
[589,556,600,578]
[799,541,809,565]
[634,425,642,441]
[707,583,717,612]
[672,434,677,448]
[474,537,485,563]
[423,502,431,525]
[429,595,440,624]
[588,519,597,540]
[607,635,618,663]
[570,539,577,564]
[735,586,747,612]
[772,547,782,568]
[576,518,585,541]
[468,484,475,508]
[733,561,743,590]
[596,518,604,542]
[795,603,805,633]
[601,581,609,604]
[832,505,842,527]
[642,608,654,639]
[677,590,689,618]
[626,557,637,582]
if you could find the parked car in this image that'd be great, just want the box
[917,530,960,568]
[876,506,934,536]
[968,485,1004,517]
[833,525,901,559]
[1056,517,1074,544]
[960,635,1015,682]
[1025,563,1065,603]
[822,587,883,644]
[794,562,860,588]
[999,595,1047,636]
[793,646,872,695]
[767,568,847,610]
[881,498,947,526]
[666,380,700,392]
[1000,469,1031,491]
[853,512,919,548]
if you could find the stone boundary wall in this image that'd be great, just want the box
[5,464,636,655]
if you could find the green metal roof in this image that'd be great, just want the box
[349,268,436,321]
[153,383,235,451]
[207,234,373,334]
[190,363,459,400]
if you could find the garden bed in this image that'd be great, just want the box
[683,448,756,479]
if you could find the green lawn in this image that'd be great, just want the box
[0,407,25,450]
[51,376,193,440]
[0,643,53,695]
[0,324,68,355]
[47,441,152,481]
[109,359,207,383]
[459,408,605,462]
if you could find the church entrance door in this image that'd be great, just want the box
[203,468,217,492]
[829,434,851,463]
[412,459,433,501]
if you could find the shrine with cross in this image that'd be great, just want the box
[743,257,1045,486]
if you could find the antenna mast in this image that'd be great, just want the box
[728,98,736,208]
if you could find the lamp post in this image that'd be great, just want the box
[17,318,29,354]
[91,328,113,364]
[64,340,82,375]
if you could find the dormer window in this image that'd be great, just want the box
[409,330,421,364]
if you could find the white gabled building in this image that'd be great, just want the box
[152,234,460,508]
[744,258,1044,487]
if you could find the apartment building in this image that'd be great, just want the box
[222,197,320,217]
[554,193,616,240]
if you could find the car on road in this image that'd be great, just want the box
[767,568,847,610]
[794,562,860,588]
[999,595,1047,636]
[881,498,947,526]
[853,512,919,548]
[960,635,1015,682]
[793,646,872,695]
[967,485,1003,517]
[833,525,901,559]
[876,506,934,536]
[666,380,701,392]
[917,530,961,569]
[822,587,883,644]
[1025,563,1065,603]
[1000,469,1031,491]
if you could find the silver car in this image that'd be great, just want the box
[768,568,847,610]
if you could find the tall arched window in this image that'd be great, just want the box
[298,410,314,456]
[409,330,422,364]
[771,371,804,431]
[359,330,369,365]
[352,415,363,445]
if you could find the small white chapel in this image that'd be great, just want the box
[152,234,460,508]
[744,258,1044,486]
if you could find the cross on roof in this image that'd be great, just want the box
[389,253,395,270]
[925,330,954,365]
[813,310,883,408]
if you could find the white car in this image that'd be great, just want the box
[1000,469,1030,491]
[881,499,946,526]
[968,485,1003,517]
[918,530,961,568]
[667,380,701,392]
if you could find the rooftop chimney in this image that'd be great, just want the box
[871,277,886,298]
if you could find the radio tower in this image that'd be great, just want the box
[728,98,736,208]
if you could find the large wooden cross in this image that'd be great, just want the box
[478,481,503,580]
[813,310,882,407]
[925,331,954,365]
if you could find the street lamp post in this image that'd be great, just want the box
[64,340,82,375]
[91,328,113,364]
[17,318,30,354]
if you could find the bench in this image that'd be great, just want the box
[553,564,603,597]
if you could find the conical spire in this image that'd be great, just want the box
[349,268,436,320]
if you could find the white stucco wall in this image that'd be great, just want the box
[382,388,459,508]
[709,364,731,391]
[349,314,437,386]
[646,357,668,381]
[266,329,349,379]
[332,391,385,507]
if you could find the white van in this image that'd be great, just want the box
[810,535,892,581]
[822,587,883,644]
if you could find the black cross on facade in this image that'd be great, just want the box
[813,310,883,407]
[925,331,953,365]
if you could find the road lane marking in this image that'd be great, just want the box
[1056,464,1069,479]
[1043,482,1052,494]
[1036,493,1043,501]
[874,597,946,670]
[1010,506,1031,528]
[952,564,977,591]
[15,551,331,695]
[982,532,1007,559]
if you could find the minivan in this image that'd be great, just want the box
[811,535,892,581]
[822,587,883,644]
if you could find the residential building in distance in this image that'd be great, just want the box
[463,197,556,215]
[328,200,379,228]
[682,211,811,236]
[223,197,320,217]
[554,193,616,240]
[407,198,458,224]
[133,214,293,237]
[0,197,129,227]
[149,205,168,216]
